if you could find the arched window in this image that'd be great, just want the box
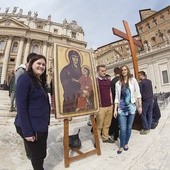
[151,37,156,45]
[32,45,39,53]
[11,42,18,53]
[71,32,76,38]
[0,40,5,50]
[146,22,150,29]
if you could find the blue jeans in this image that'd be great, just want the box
[118,113,135,148]
[140,98,153,130]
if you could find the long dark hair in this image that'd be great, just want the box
[119,65,133,87]
[27,54,47,90]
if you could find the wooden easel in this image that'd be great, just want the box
[63,114,101,168]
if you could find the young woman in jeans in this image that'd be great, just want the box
[114,65,142,154]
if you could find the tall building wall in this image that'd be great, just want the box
[0,8,87,86]
[95,6,170,93]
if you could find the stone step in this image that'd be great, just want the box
[0,90,87,126]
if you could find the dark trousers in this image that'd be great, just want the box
[140,99,153,130]
[16,126,48,170]
[109,116,119,140]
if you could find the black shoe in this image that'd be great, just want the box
[27,156,31,161]
[94,143,96,148]
[103,138,115,143]
[87,122,92,126]
[117,148,123,154]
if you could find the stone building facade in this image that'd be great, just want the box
[95,6,170,93]
[0,7,87,86]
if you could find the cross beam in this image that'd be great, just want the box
[112,20,141,79]
[112,28,142,47]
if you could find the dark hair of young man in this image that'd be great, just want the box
[114,67,121,75]
[105,74,111,78]
[138,71,146,77]
[26,53,37,63]
[97,64,105,71]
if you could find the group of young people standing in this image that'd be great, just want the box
[13,51,154,169]
[96,64,154,154]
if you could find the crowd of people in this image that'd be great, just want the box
[7,51,162,169]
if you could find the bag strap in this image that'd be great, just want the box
[77,129,80,135]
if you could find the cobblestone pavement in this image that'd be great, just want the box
[0,90,170,170]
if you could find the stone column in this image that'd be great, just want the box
[1,36,13,84]
[15,37,25,70]
[23,38,31,64]
[46,43,53,85]
[42,41,47,56]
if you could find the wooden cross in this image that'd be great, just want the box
[112,20,142,79]
[113,21,143,130]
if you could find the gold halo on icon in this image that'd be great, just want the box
[65,48,83,65]
[82,65,91,76]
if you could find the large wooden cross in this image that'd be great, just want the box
[112,20,142,79]
[112,20,143,130]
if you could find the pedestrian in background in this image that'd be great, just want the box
[9,68,16,112]
[109,67,121,141]
[138,71,154,134]
[15,53,37,85]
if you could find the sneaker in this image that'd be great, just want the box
[109,135,114,141]
[103,138,115,143]
[140,129,149,135]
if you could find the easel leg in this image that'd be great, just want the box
[90,114,101,155]
[64,119,70,167]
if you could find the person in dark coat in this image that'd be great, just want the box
[60,50,82,113]
[151,96,161,129]
[138,71,154,135]
[14,54,50,170]
[109,67,121,141]
[9,69,16,112]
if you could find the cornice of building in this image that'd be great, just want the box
[0,12,84,34]
[106,44,170,69]
[95,35,139,51]
[135,5,170,26]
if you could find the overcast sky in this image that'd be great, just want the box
[0,0,169,49]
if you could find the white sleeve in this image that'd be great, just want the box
[114,82,119,104]
[133,78,141,98]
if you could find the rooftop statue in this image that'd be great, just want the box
[4,7,9,15]
[12,7,18,14]
[47,15,51,22]
[17,8,23,18]
[63,18,68,24]
[27,10,32,20]
[34,12,38,19]
[148,41,152,51]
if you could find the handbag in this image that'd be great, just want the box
[69,129,81,149]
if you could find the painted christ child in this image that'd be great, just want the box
[72,66,93,111]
